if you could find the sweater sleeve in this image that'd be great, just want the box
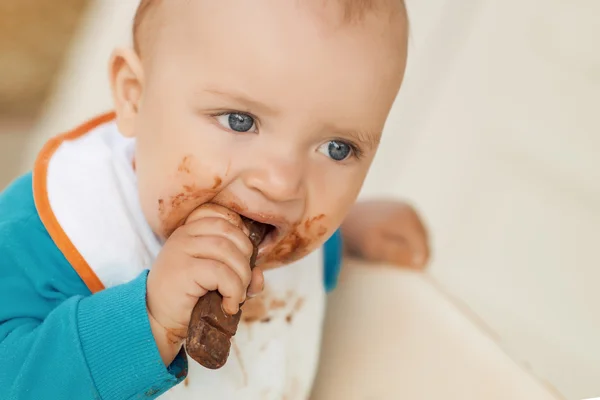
[0,174,187,400]
[323,229,343,292]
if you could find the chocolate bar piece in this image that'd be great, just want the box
[186,217,267,369]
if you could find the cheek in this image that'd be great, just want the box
[132,95,235,237]
[310,162,368,213]
[156,184,219,238]
[137,154,227,239]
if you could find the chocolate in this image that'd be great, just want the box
[186,217,267,369]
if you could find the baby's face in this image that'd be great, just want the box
[115,1,407,268]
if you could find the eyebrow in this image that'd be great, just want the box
[203,87,280,116]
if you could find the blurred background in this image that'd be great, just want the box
[0,0,89,183]
[0,1,598,399]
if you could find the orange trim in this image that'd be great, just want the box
[33,112,117,293]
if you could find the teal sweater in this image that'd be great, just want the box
[0,174,342,400]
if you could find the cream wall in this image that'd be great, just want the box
[21,1,138,171]
[362,0,600,398]
[18,0,600,399]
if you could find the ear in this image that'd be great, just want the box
[109,47,144,138]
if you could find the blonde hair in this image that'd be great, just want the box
[132,0,405,54]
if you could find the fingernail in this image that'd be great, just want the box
[247,285,262,298]
[247,280,264,298]
[221,303,238,316]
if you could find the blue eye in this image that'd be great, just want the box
[318,140,353,161]
[216,113,256,133]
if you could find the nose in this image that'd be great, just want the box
[242,154,305,203]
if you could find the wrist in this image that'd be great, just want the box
[147,308,185,366]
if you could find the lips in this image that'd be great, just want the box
[229,208,291,253]
[236,214,281,259]
[232,209,289,233]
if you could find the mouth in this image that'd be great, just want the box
[236,213,284,260]
[240,216,272,247]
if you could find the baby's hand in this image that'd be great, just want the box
[146,204,264,366]
[341,200,430,269]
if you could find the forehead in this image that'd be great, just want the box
[146,1,407,130]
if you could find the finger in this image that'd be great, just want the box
[411,210,430,242]
[247,268,264,298]
[183,217,254,259]
[387,204,430,239]
[384,224,430,268]
[188,259,246,314]
[376,235,414,267]
[183,235,253,289]
[185,203,248,235]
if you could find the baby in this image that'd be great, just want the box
[0,0,429,399]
